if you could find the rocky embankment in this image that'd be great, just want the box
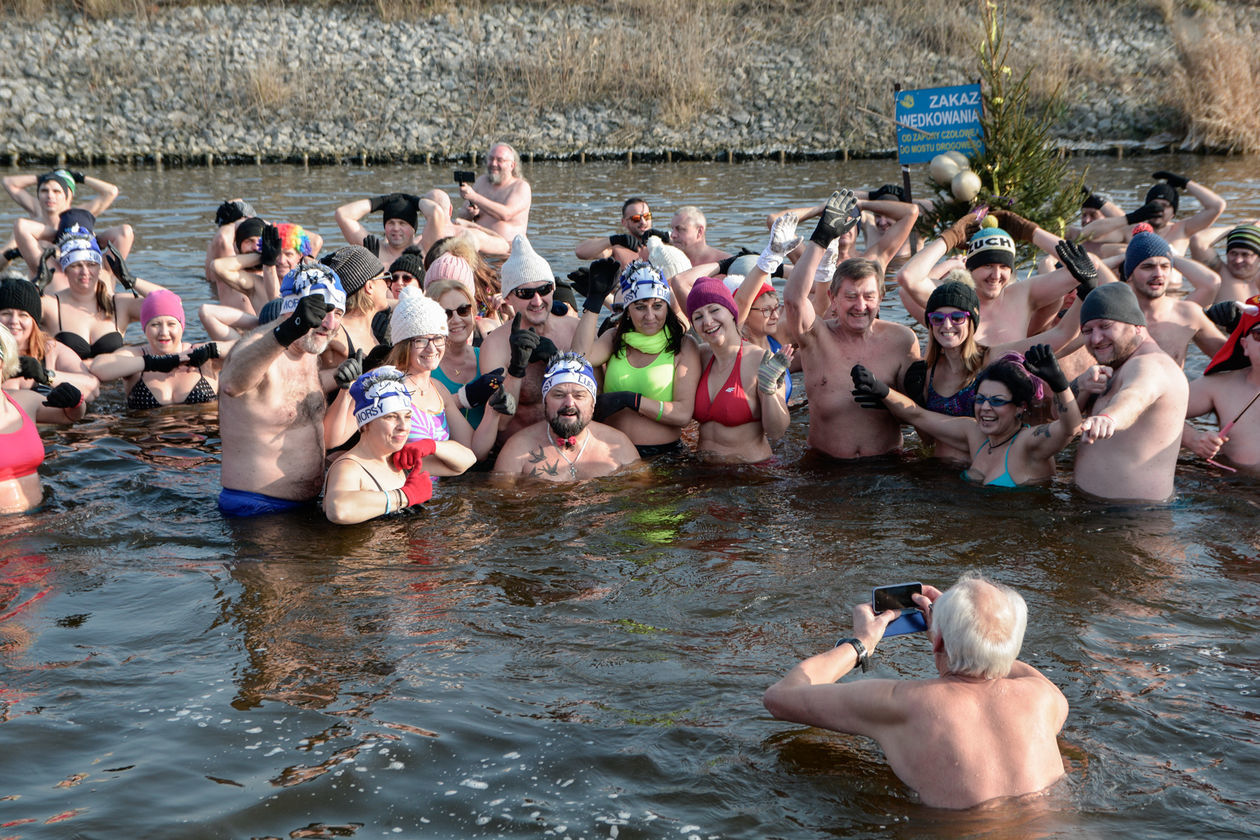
[0,1,1244,165]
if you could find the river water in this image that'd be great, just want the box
[2,156,1259,839]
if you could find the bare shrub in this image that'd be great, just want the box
[1172,17,1260,152]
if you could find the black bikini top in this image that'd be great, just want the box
[57,330,123,359]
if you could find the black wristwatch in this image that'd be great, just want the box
[836,637,869,672]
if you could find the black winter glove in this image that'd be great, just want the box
[17,355,51,386]
[273,295,328,348]
[1152,170,1189,190]
[258,224,282,266]
[214,199,255,228]
[850,364,890,410]
[103,245,137,291]
[334,349,365,389]
[809,189,860,247]
[1054,240,1098,298]
[1022,344,1069,393]
[187,343,220,368]
[584,258,619,314]
[507,312,540,378]
[463,368,505,407]
[595,390,641,420]
[1206,301,1243,334]
[144,353,183,373]
[43,382,82,409]
[1125,202,1164,226]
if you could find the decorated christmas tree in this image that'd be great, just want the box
[920,0,1086,251]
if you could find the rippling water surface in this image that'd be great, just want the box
[2,156,1259,839]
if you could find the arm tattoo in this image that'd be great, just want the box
[1033,424,1052,438]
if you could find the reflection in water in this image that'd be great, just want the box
[2,158,1260,837]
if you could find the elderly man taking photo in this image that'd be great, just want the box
[763,572,1068,810]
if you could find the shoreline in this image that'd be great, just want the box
[2,1,1253,166]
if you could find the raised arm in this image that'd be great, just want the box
[894,215,978,325]
[1173,254,1221,308]
[1166,173,1225,238]
[334,197,376,247]
[1020,345,1083,458]
[77,174,120,218]
[2,174,38,214]
[859,198,919,272]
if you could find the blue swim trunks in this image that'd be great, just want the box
[218,488,309,517]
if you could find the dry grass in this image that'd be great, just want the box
[502,1,752,129]
[1171,15,1260,151]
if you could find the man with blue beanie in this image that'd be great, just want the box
[1121,231,1226,367]
[1073,281,1188,503]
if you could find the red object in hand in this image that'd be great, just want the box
[400,469,433,506]
[392,438,437,472]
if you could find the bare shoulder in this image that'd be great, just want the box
[494,422,545,472]
[872,319,919,346]
[593,421,639,464]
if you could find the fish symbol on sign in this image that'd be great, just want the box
[899,94,914,108]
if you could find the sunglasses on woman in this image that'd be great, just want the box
[973,393,1012,407]
[510,283,554,300]
[444,303,473,318]
[927,311,970,327]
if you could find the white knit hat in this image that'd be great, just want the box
[644,235,691,280]
[390,286,449,346]
[500,235,553,295]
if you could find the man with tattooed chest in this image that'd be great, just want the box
[493,353,638,482]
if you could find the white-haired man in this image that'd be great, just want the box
[763,572,1068,810]
[456,142,531,240]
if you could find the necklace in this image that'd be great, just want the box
[551,431,591,479]
[984,427,1020,454]
[405,373,429,398]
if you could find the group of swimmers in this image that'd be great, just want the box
[1,143,1257,520]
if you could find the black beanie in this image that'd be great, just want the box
[1144,183,1179,214]
[380,194,419,230]
[389,253,426,281]
[926,280,980,324]
[234,217,267,251]
[0,278,42,323]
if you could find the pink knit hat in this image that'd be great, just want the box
[141,290,185,329]
[423,253,476,293]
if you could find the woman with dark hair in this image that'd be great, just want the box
[571,260,700,457]
[901,273,1082,462]
[852,345,1082,487]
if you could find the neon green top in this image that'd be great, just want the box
[605,344,675,402]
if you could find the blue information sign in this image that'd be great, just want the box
[894,84,985,165]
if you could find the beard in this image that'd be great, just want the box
[298,331,332,355]
[548,409,587,440]
[488,170,505,186]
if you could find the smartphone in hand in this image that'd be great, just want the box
[872,582,927,636]
[454,170,476,185]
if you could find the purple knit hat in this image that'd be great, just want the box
[685,276,738,321]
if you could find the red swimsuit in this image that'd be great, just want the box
[693,343,755,427]
[0,393,44,481]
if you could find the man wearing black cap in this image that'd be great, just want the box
[1073,282,1188,502]
[1190,222,1260,304]
[205,200,260,312]
[334,192,424,267]
[1078,171,1225,253]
